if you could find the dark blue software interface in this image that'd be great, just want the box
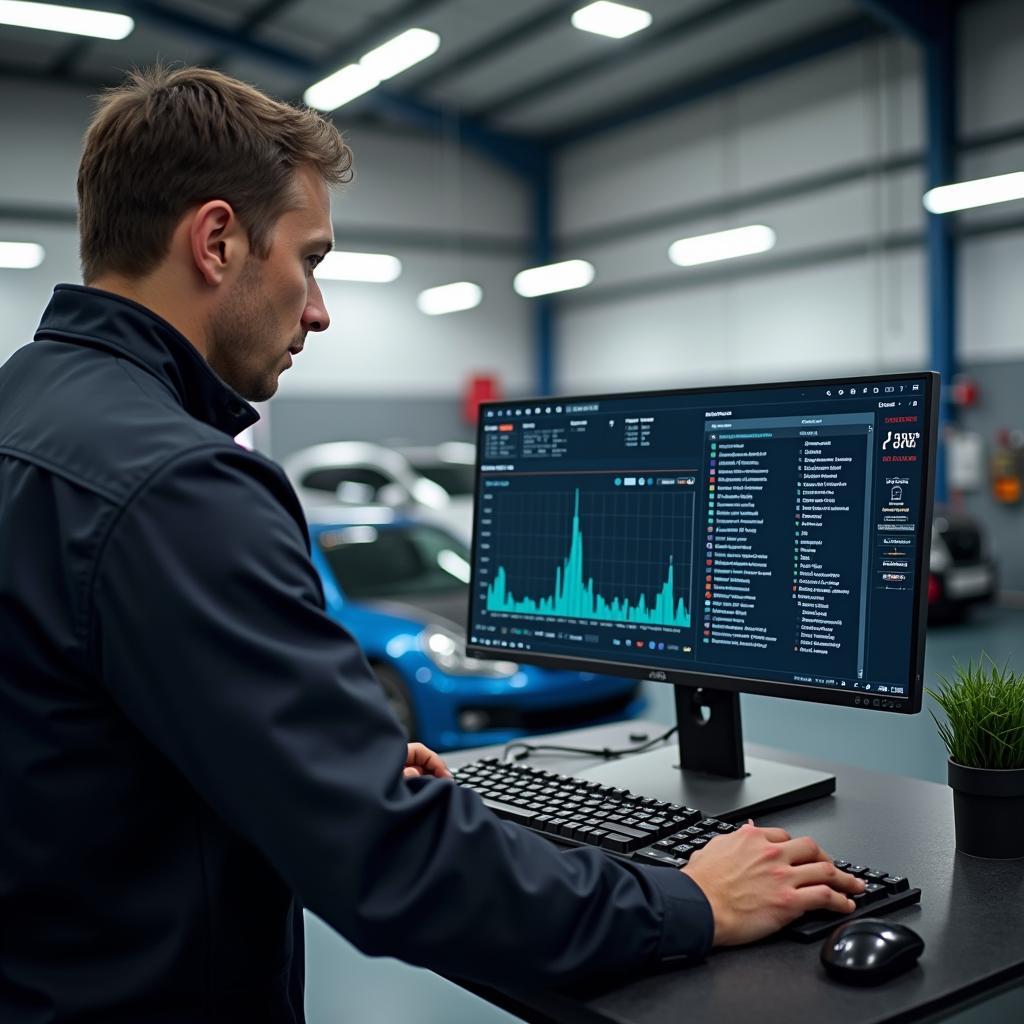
[467,375,934,710]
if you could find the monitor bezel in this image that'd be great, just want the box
[466,370,939,716]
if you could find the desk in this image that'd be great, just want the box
[447,721,1024,1024]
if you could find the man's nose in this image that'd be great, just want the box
[302,280,330,333]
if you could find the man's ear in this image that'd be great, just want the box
[189,200,247,286]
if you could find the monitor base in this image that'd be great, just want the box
[577,746,835,821]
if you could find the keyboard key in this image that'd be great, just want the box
[862,882,887,903]
[634,848,685,868]
[599,822,648,841]
[600,833,633,853]
[882,875,910,894]
[478,799,538,826]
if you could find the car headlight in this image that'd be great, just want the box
[421,626,518,678]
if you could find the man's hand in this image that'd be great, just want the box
[681,821,865,946]
[403,742,452,779]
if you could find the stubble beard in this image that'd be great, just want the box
[207,258,288,404]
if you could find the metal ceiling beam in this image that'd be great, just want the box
[858,0,958,503]
[532,152,555,396]
[368,87,548,180]
[856,0,934,41]
[48,38,92,78]
[89,2,539,184]
[473,0,773,121]
[409,1,581,92]
[135,0,447,79]
[123,1,314,74]
[237,0,299,35]
[551,14,882,145]
[201,0,299,69]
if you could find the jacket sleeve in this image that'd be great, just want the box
[89,444,713,989]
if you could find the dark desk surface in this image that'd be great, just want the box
[446,721,1024,1024]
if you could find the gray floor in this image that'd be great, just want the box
[305,606,1024,1023]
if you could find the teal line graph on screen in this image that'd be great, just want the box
[485,489,691,628]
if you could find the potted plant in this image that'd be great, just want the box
[928,656,1024,859]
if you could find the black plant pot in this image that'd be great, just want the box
[948,758,1024,859]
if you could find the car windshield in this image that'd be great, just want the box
[317,523,470,599]
[411,462,476,497]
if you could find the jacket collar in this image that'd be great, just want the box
[35,284,259,437]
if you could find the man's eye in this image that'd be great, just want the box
[307,255,323,272]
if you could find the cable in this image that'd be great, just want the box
[502,724,678,764]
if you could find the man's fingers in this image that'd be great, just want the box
[752,826,791,844]
[403,766,422,777]
[789,860,865,893]
[778,835,830,864]
[405,742,452,778]
[792,884,857,917]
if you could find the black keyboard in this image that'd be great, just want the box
[452,758,921,942]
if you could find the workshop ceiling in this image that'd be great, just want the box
[0,0,894,143]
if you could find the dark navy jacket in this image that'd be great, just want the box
[0,285,713,1022]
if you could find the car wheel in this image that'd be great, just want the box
[372,663,418,739]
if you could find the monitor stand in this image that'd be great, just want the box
[577,685,835,822]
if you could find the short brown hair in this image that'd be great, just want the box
[77,65,353,283]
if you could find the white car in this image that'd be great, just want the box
[394,442,475,543]
[282,441,474,543]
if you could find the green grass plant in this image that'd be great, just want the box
[927,655,1024,771]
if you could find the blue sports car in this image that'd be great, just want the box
[307,508,646,751]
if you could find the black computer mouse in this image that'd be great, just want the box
[820,918,924,985]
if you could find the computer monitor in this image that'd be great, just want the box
[466,372,939,819]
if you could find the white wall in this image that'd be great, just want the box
[0,79,535,396]
[553,0,1024,392]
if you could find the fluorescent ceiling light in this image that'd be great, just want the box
[0,0,132,39]
[317,250,401,283]
[304,64,379,111]
[417,281,482,316]
[437,548,471,583]
[305,27,440,110]
[514,259,595,298]
[571,1,651,39]
[923,171,1024,213]
[668,225,776,267]
[0,241,45,269]
[360,28,439,81]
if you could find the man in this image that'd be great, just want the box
[0,66,863,1022]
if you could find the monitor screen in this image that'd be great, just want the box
[467,373,937,715]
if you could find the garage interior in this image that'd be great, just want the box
[2,1,1023,1021]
